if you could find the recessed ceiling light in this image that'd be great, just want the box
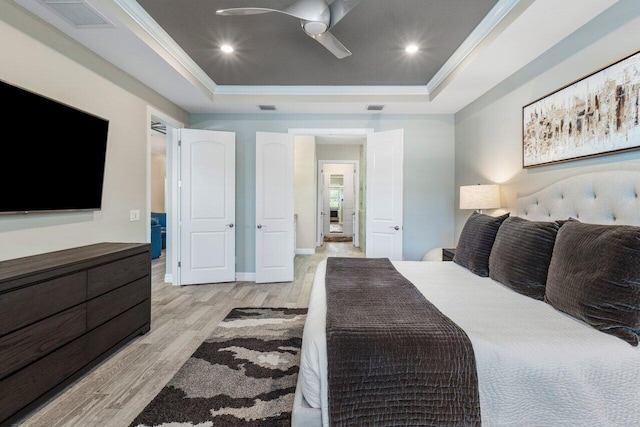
[220,44,234,53]
[405,45,419,54]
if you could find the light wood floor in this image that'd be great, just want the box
[17,243,363,427]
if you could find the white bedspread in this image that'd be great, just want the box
[300,259,640,427]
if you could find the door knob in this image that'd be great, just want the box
[257,224,263,229]
[226,223,234,228]
[390,225,400,230]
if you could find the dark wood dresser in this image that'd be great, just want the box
[0,242,151,426]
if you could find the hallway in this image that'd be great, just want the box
[305,241,362,260]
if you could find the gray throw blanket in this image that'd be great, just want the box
[325,257,481,426]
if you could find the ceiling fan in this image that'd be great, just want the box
[216,0,361,59]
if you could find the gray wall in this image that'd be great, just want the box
[454,0,640,240]
[190,114,456,273]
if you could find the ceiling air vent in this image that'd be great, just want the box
[258,105,277,111]
[367,105,385,111]
[39,0,114,29]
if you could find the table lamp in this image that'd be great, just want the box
[459,184,500,213]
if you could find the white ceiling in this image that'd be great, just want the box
[14,0,619,115]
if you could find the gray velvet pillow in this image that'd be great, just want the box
[545,221,640,346]
[489,216,560,300]
[454,212,510,277]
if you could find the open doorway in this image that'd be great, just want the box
[328,172,346,236]
[149,118,167,261]
[291,129,368,257]
[147,108,183,285]
[319,161,359,245]
[316,136,364,249]
[292,128,403,260]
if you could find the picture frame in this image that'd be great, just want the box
[522,49,640,168]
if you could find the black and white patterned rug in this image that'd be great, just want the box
[130,307,307,427]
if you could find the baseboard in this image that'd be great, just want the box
[171,273,256,284]
[295,248,316,255]
[236,272,256,282]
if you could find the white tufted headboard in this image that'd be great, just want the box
[516,171,640,226]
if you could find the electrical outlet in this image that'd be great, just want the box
[130,210,140,221]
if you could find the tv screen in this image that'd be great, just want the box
[0,80,109,214]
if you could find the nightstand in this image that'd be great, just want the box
[442,248,456,261]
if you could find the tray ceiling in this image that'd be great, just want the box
[10,0,621,113]
[135,0,499,86]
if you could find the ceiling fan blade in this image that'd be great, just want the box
[217,0,329,22]
[307,30,352,59]
[328,0,361,28]
[282,0,330,22]
[216,8,277,16]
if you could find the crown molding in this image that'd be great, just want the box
[112,0,217,94]
[425,0,524,95]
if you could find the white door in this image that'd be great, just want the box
[255,132,295,283]
[317,169,326,246]
[323,172,331,237]
[352,168,359,247]
[366,129,403,260]
[343,169,354,237]
[179,129,235,285]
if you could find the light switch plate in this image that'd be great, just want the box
[130,210,140,221]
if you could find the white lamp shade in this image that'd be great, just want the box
[460,184,500,210]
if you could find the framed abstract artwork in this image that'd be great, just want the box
[523,50,640,168]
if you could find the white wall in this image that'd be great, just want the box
[316,143,362,161]
[150,133,167,213]
[0,1,189,261]
[454,0,640,240]
[294,135,316,251]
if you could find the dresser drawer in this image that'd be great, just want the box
[0,272,86,337]
[0,334,89,424]
[86,300,150,362]
[0,243,150,426]
[87,277,150,330]
[87,253,149,299]
[0,305,86,380]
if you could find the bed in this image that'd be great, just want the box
[292,170,640,427]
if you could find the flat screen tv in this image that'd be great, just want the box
[0,80,109,214]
